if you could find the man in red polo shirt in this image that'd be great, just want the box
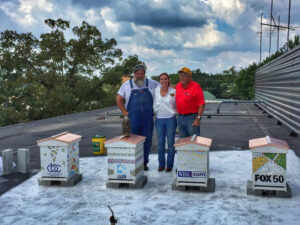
[176,67,205,138]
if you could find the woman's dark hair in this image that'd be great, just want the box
[159,72,170,86]
[159,72,169,78]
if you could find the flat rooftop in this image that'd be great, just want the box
[1,151,300,224]
[1,103,299,195]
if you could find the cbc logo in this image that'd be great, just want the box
[47,163,61,173]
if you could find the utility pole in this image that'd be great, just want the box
[260,13,263,62]
[277,16,280,52]
[269,0,273,57]
[287,0,291,42]
[259,0,295,58]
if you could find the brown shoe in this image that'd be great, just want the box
[165,168,172,172]
[144,165,149,171]
[158,167,164,172]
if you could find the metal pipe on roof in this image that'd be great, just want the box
[216,101,266,114]
[100,111,266,119]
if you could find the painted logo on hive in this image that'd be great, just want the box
[117,164,126,174]
[47,163,61,173]
[178,171,206,178]
[117,164,126,179]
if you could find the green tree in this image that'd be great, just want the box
[0,18,125,126]
[232,35,300,100]
[101,55,142,86]
[232,63,257,100]
[100,55,144,106]
[0,30,39,125]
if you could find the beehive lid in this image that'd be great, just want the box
[104,134,146,145]
[174,135,212,147]
[249,136,289,150]
[37,132,82,144]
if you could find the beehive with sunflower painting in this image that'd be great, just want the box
[249,136,289,191]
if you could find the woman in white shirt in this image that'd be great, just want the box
[153,73,177,172]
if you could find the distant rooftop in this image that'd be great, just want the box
[203,91,216,100]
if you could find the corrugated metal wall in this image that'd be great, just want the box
[255,46,300,135]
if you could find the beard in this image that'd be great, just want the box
[133,77,145,87]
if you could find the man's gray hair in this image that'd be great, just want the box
[133,64,147,73]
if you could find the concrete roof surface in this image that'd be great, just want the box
[1,151,300,225]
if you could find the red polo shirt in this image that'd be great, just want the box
[175,81,205,114]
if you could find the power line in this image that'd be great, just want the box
[280,0,289,10]
[238,16,259,30]
[258,0,294,59]
[236,0,263,31]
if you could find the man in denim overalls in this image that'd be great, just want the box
[116,64,159,170]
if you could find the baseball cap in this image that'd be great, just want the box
[133,64,147,73]
[178,67,192,75]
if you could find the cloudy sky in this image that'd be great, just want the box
[0,0,299,76]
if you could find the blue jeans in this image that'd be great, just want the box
[155,116,177,169]
[178,114,200,138]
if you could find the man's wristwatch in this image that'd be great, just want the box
[197,115,201,119]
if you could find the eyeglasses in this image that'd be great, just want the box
[134,71,145,76]
[179,73,189,77]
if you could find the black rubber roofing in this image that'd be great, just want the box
[1,103,299,195]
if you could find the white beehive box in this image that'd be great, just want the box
[37,132,82,181]
[174,135,212,187]
[249,136,289,191]
[105,134,145,184]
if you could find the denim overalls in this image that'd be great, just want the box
[127,79,154,166]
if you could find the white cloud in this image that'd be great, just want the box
[183,23,228,49]
[0,1,37,26]
[180,3,202,18]
[18,0,53,14]
[60,6,82,27]
[123,20,230,52]
[120,43,178,75]
[207,0,245,25]
[121,44,176,59]
[200,51,258,74]
[2,0,297,76]
[84,9,101,25]
[152,0,167,7]
[100,7,119,33]
[0,0,53,26]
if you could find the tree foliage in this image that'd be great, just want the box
[232,35,300,100]
[152,67,238,99]
[0,19,140,126]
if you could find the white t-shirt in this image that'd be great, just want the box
[117,79,160,109]
[153,86,177,119]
